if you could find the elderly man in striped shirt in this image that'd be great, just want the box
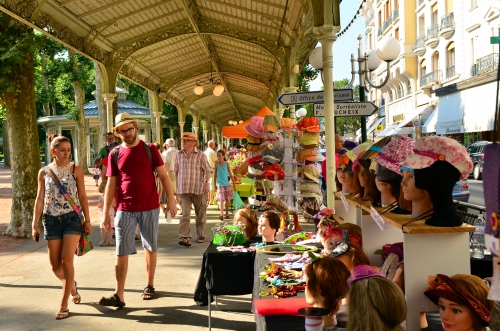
[175,132,213,247]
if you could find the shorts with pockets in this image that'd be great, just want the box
[43,211,82,240]
[115,208,160,256]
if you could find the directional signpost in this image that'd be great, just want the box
[314,102,378,117]
[277,89,354,105]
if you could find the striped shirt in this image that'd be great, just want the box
[175,148,213,195]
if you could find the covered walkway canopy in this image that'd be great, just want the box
[1,0,324,128]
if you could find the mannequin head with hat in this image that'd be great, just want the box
[401,168,433,220]
[402,136,473,227]
[336,155,359,195]
[113,112,139,147]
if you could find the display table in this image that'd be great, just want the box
[335,193,476,330]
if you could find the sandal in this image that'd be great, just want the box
[225,215,231,219]
[99,293,126,308]
[55,310,69,320]
[178,238,191,247]
[142,285,155,300]
[219,215,224,221]
[71,281,81,304]
[197,237,205,243]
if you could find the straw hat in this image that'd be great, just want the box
[113,112,136,133]
[181,132,198,141]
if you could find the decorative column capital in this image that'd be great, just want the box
[102,93,116,102]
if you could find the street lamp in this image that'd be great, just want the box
[309,35,401,141]
[296,107,307,117]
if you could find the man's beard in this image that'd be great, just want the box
[123,131,137,144]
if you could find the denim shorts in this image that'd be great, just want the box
[43,211,82,240]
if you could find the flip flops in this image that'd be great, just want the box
[142,285,155,300]
[55,310,69,320]
[71,281,81,304]
[178,238,191,246]
[99,293,126,308]
[197,237,205,243]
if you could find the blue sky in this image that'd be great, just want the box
[309,1,365,91]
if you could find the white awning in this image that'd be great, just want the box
[391,105,431,135]
[356,115,378,136]
[462,82,497,132]
[436,93,463,134]
[377,123,398,137]
[422,106,438,133]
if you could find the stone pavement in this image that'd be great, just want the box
[0,168,256,330]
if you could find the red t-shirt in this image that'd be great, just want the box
[107,141,164,212]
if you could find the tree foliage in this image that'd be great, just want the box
[334,78,361,136]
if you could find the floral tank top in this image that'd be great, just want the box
[43,162,82,216]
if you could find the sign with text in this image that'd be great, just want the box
[277,89,353,105]
[314,102,378,117]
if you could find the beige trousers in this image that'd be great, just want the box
[178,193,207,239]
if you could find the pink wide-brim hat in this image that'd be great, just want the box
[374,136,415,175]
[244,116,266,138]
[401,136,473,179]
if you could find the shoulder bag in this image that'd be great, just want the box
[43,165,93,256]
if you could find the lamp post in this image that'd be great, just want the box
[347,35,401,142]
[309,35,401,142]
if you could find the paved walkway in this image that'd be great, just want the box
[0,167,255,330]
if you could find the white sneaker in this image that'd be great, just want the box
[98,239,106,247]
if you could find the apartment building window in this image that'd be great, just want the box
[395,27,399,40]
[420,59,427,79]
[432,51,439,71]
[378,10,382,26]
[446,42,455,78]
[431,3,438,25]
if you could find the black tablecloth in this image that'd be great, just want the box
[470,254,493,279]
[194,242,256,306]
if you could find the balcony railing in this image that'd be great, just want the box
[392,7,399,21]
[412,35,425,51]
[425,25,440,41]
[471,53,499,76]
[377,26,382,37]
[421,70,442,87]
[383,17,392,31]
[440,12,455,31]
[446,65,455,79]
[365,13,374,27]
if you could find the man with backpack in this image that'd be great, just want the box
[99,113,177,308]
[95,132,115,168]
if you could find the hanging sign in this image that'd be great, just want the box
[314,102,378,117]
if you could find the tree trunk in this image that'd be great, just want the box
[93,62,107,145]
[68,50,88,174]
[2,120,10,168]
[3,49,40,238]
[41,54,50,117]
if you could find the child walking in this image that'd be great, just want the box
[93,164,100,186]
[97,181,115,246]
[214,150,235,220]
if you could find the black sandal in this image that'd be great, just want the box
[178,237,191,246]
[142,285,155,300]
[99,293,126,308]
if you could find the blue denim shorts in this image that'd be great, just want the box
[43,211,82,240]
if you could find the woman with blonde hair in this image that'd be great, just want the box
[32,134,92,319]
[347,268,407,331]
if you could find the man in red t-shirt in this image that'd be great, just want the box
[99,113,177,308]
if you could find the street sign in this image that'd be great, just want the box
[314,102,378,117]
[277,89,353,105]
[413,120,422,127]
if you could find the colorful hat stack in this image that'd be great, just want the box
[374,136,415,175]
[298,164,320,183]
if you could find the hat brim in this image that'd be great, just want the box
[401,154,435,171]
[304,127,322,133]
[305,155,326,162]
[263,156,282,164]
[301,192,322,199]
[263,125,279,133]
[303,172,320,183]
[113,120,136,136]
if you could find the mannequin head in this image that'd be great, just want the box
[401,170,433,219]
[318,222,363,255]
[348,276,407,331]
[373,165,401,207]
[305,257,350,315]
[258,211,280,242]
[336,156,359,194]
[425,274,493,331]
[330,242,370,273]
[414,161,462,226]
[233,208,258,239]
